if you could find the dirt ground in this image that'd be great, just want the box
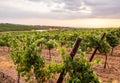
[0,46,120,83]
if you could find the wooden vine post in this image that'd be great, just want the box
[104,52,108,69]
[57,38,82,83]
[89,33,106,62]
[17,72,20,83]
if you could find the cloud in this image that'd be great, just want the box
[28,0,92,13]
[28,0,120,18]
[84,0,120,18]
[0,0,120,19]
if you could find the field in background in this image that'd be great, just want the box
[0,23,46,32]
[0,23,118,32]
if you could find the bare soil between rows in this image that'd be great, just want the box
[0,46,120,83]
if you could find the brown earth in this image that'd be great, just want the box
[0,46,120,83]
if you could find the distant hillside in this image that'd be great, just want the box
[0,23,46,32]
[1,23,116,32]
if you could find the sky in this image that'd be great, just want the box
[0,0,120,28]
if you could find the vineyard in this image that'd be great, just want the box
[0,28,120,83]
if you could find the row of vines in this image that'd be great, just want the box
[0,28,120,83]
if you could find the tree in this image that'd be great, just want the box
[106,33,119,55]
[45,40,57,60]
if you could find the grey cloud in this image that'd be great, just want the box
[84,0,120,18]
[29,0,41,1]
[0,4,46,19]
[28,0,120,18]
[28,0,84,12]
[0,0,120,19]
[56,0,120,18]
[55,0,82,11]
[28,0,91,17]
[0,3,82,19]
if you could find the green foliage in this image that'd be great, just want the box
[106,32,120,55]
[98,40,110,54]
[45,59,63,79]
[58,47,67,60]
[9,36,46,83]
[80,35,110,54]
[106,33,120,48]
[0,23,45,32]
[58,47,100,83]
[37,38,47,48]
[0,33,12,47]
[0,39,5,46]
[1,28,118,83]
[91,58,102,66]
[59,49,100,83]
[45,39,58,59]
[46,39,58,50]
